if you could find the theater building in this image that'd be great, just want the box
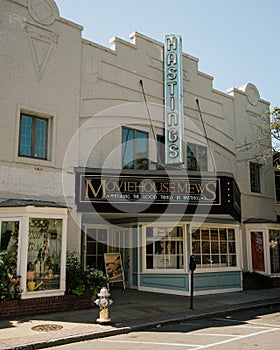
[0,0,279,299]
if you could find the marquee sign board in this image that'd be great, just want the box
[79,174,220,205]
[164,34,184,164]
[75,170,241,221]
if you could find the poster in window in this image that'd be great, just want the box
[104,253,125,289]
[251,231,265,272]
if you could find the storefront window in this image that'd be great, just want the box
[26,218,62,292]
[269,229,280,273]
[250,231,265,272]
[0,221,20,299]
[191,227,237,268]
[145,226,184,269]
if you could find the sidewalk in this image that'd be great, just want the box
[0,287,279,350]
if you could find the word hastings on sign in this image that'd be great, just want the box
[164,34,184,164]
[79,175,220,205]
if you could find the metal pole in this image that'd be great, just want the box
[190,270,194,309]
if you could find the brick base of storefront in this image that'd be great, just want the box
[0,292,94,320]
[243,272,280,290]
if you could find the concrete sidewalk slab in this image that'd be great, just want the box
[0,288,279,350]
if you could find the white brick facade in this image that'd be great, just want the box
[1,1,279,295]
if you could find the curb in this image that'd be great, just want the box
[4,298,280,350]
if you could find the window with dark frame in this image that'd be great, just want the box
[19,114,48,160]
[122,127,148,170]
[250,162,261,193]
[187,143,207,171]
[275,172,280,202]
[156,134,165,170]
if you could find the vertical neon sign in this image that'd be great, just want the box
[164,34,184,164]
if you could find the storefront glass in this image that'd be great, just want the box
[191,227,237,269]
[145,226,184,269]
[269,229,280,273]
[26,218,62,291]
[0,221,20,299]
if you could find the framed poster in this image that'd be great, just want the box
[104,253,125,289]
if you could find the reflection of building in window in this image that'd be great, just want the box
[122,127,148,170]
[19,113,48,159]
[155,241,175,254]
[0,221,19,252]
[27,218,62,291]
[269,229,280,273]
[156,134,165,170]
[250,162,261,193]
[187,143,208,171]
[191,227,237,269]
[275,172,280,202]
[146,226,183,269]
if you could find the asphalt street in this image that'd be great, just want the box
[46,305,280,350]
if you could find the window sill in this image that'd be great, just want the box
[15,155,56,168]
[21,289,65,299]
[142,269,185,274]
[194,267,241,273]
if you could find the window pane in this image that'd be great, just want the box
[191,226,237,269]
[211,241,219,254]
[187,143,207,171]
[275,173,280,202]
[228,228,235,241]
[27,218,62,291]
[187,144,197,171]
[146,226,184,270]
[136,130,148,170]
[34,118,47,159]
[122,128,134,169]
[250,163,261,193]
[192,241,201,254]
[192,229,200,240]
[202,241,210,254]
[228,255,236,267]
[146,243,153,254]
[19,115,32,156]
[201,229,209,240]
[269,229,280,273]
[0,221,20,299]
[197,145,207,171]
[210,228,219,241]
[19,114,48,159]
[146,256,153,269]
[122,127,148,170]
[157,135,165,169]
[220,229,227,241]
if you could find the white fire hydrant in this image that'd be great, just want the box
[94,287,113,324]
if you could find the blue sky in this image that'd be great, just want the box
[55,0,279,109]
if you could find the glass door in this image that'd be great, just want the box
[83,227,108,271]
[83,226,130,286]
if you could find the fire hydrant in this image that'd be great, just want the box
[94,287,113,324]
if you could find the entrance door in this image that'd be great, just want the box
[83,226,131,286]
[83,227,108,271]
